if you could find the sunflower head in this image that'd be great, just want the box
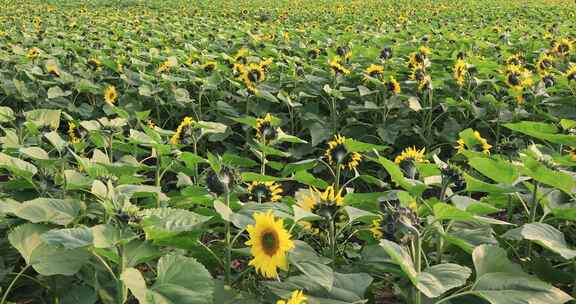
[409,52,425,68]
[27,47,39,60]
[505,53,523,66]
[170,116,195,144]
[87,58,101,71]
[247,181,283,202]
[67,122,81,144]
[542,74,555,88]
[245,211,294,278]
[394,146,428,178]
[386,76,401,95]
[453,59,467,87]
[554,38,572,55]
[206,166,237,196]
[234,48,249,64]
[504,65,532,90]
[202,61,217,72]
[566,64,576,82]
[325,134,361,170]
[243,63,265,85]
[380,47,393,60]
[46,63,61,77]
[370,217,384,239]
[536,53,554,75]
[456,130,492,154]
[277,290,307,304]
[316,185,344,206]
[410,67,430,90]
[364,64,384,80]
[104,85,117,105]
[329,57,350,76]
[255,113,278,142]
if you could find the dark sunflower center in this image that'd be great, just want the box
[369,70,381,78]
[415,53,424,63]
[204,64,215,72]
[508,58,520,65]
[237,56,247,64]
[558,44,569,53]
[331,143,348,163]
[386,81,397,92]
[380,48,392,59]
[248,69,261,82]
[540,60,551,69]
[251,184,271,201]
[415,70,425,81]
[508,73,520,86]
[261,230,279,256]
[543,75,555,88]
[568,73,576,81]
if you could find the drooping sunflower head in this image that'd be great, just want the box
[536,53,554,75]
[170,116,195,144]
[566,64,576,82]
[314,185,344,208]
[206,166,237,196]
[201,61,217,72]
[276,290,307,304]
[27,47,39,60]
[456,130,492,154]
[104,85,117,105]
[554,38,572,55]
[295,188,321,212]
[324,134,361,170]
[255,113,278,142]
[67,122,81,144]
[232,63,245,79]
[87,58,102,71]
[364,64,385,80]
[386,75,401,95]
[394,146,428,166]
[410,67,430,91]
[336,46,352,61]
[247,181,283,202]
[409,52,425,68]
[453,59,467,87]
[542,74,555,88]
[329,56,350,76]
[380,47,393,60]
[245,211,294,278]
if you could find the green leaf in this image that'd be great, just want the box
[121,268,149,303]
[15,198,84,225]
[24,109,61,129]
[464,173,519,194]
[47,86,71,99]
[0,106,15,122]
[0,152,38,178]
[141,208,211,240]
[379,240,417,284]
[29,243,90,276]
[42,227,94,249]
[19,147,49,160]
[343,206,378,224]
[502,223,576,259]
[150,254,214,304]
[468,157,518,185]
[124,239,162,268]
[241,172,285,182]
[504,121,576,146]
[376,156,426,195]
[92,224,136,248]
[293,170,328,188]
[416,264,471,298]
[345,138,388,153]
[8,223,50,264]
[473,245,525,278]
[289,258,334,291]
[44,131,68,152]
[521,156,575,195]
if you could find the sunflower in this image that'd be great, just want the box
[245,211,294,278]
[505,53,523,66]
[408,52,425,68]
[308,48,321,59]
[456,130,492,154]
[260,57,273,70]
[67,122,81,144]
[554,38,572,55]
[46,63,61,77]
[27,47,39,60]
[566,64,576,82]
[329,57,350,76]
[380,47,393,60]
[385,76,401,95]
[170,116,194,144]
[255,113,278,142]
[410,67,430,91]
[453,59,467,87]
[536,54,554,75]
[201,61,216,72]
[232,63,245,80]
[370,218,384,239]
[364,64,385,81]
[87,58,101,71]
[504,65,532,90]
[325,134,362,170]
[394,146,428,165]
[317,185,344,206]
[104,85,117,105]
[247,181,283,202]
[277,290,307,304]
[157,60,172,74]
[234,48,249,64]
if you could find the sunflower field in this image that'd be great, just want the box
[1,0,576,303]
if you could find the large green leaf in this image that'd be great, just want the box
[502,223,576,260]
[379,240,417,283]
[141,208,211,240]
[29,243,91,276]
[15,198,84,225]
[504,121,576,146]
[416,263,471,298]
[42,227,94,249]
[468,157,518,185]
[0,152,38,178]
[8,223,50,264]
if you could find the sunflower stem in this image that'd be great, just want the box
[225,192,232,286]
[0,264,31,304]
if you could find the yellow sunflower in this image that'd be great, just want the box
[325,134,362,170]
[234,48,249,64]
[566,64,576,82]
[386,76,401,95]
[394,146,428,164]
[260,57,273,70]
[505,53,523,66]
[247,181,283,202]
[317,185,344,206]
[409,67,430,91]
[504,65,532,90]
[104,85,117,105]
[277,290,307,304]
[170,116,194,144]
[67,122,81,144]
[369,218,383,239]
[201,61,217,72]
[255,113,278,142]
[329,57,350,76]
[27,47,39,60]
[87,58,102,71]
[245,211,294,278]
[455,130,492,154]
[46,63,61,77]
[536,53,554,75]
[364,64,385,81]
[453,59,467,87]
[554,38,572,55]
[242,63,265,90]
